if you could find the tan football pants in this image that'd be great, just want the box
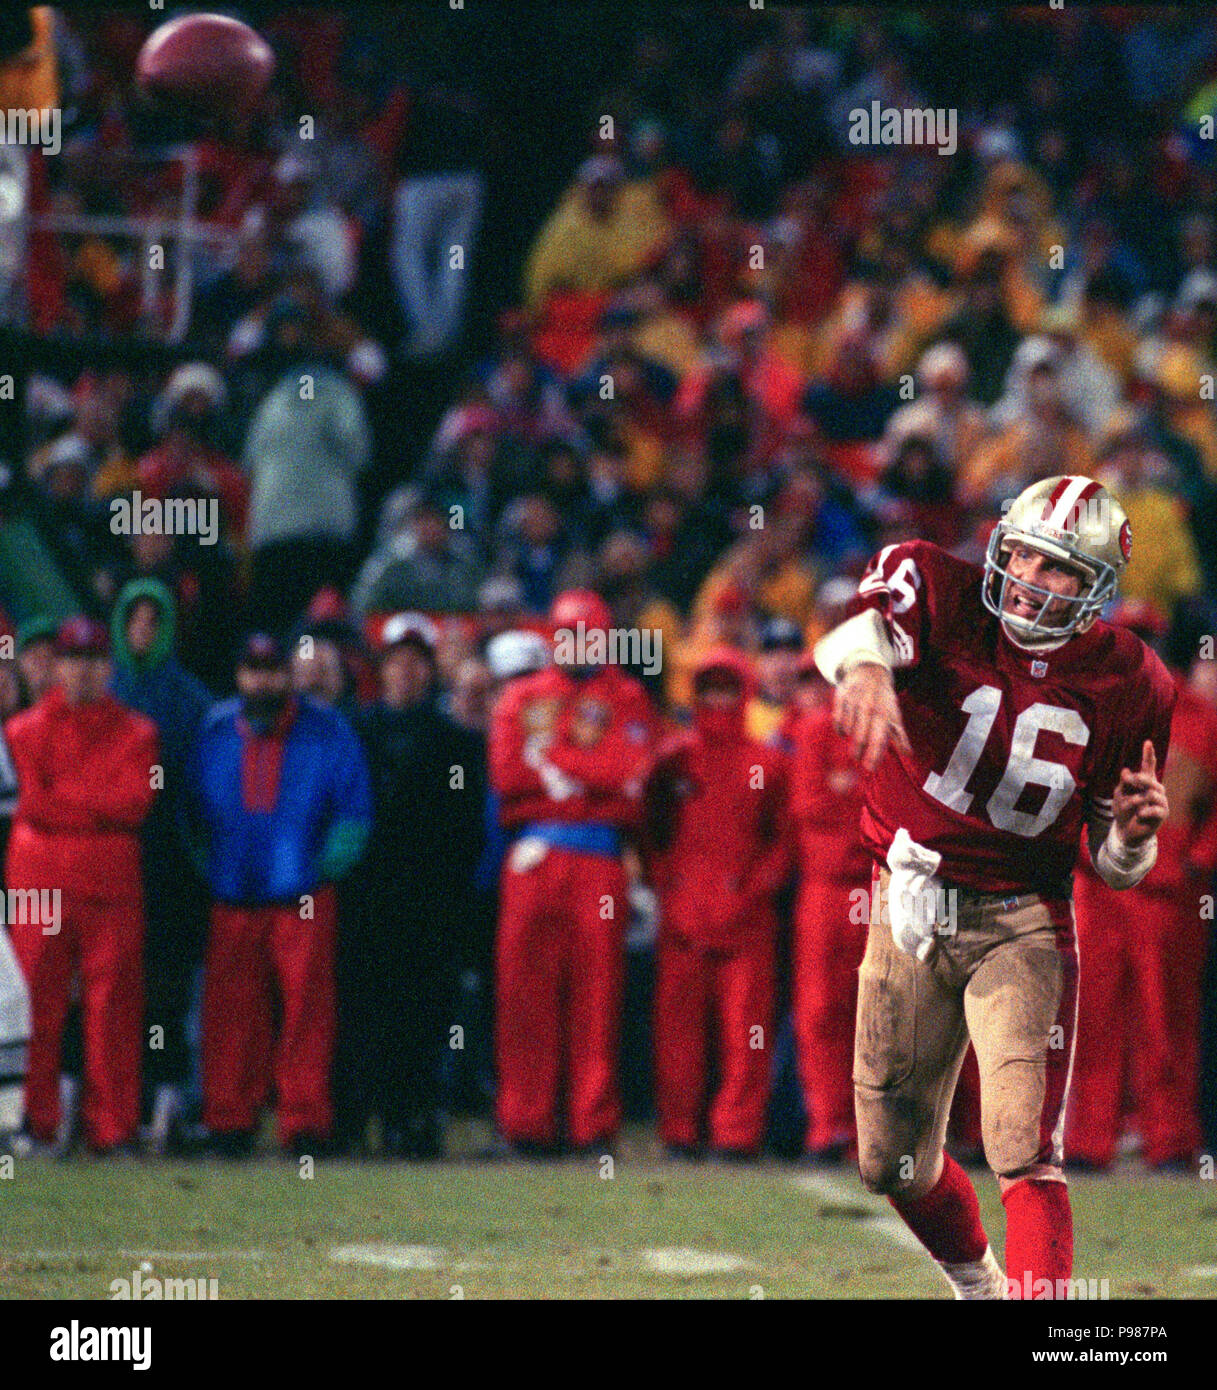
[854,867,1079,1197]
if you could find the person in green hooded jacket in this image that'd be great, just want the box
[110,578,214,1154]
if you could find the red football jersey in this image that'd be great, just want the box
[844,540,1177,896]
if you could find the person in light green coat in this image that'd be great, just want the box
[243,297,370,633]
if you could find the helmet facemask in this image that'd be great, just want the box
[982,527,1118,646]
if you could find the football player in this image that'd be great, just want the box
[813,476,1174,1299]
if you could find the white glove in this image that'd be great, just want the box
[523,734,583,802]
[537,759,582,802]
[885,828,946,962]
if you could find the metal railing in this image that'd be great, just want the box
[24,146,237,342]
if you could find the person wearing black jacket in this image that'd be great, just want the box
[336,613,485,1157]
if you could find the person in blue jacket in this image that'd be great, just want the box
[190,632,370,1157]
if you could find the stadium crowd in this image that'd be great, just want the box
[1,6,1217,1166]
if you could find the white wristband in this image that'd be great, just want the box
[813,609,896,686]
[1095,820,1157,889]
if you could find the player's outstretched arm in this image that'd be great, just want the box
[833,662,912,773]
[814,607,911,773]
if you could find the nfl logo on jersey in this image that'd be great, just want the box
[1031,660,1048,678]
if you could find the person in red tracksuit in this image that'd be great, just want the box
[643,647,791,1158]
[1068,648,1217,1170]
[789,692,870,1161]
[6,617,159,1153]
[490,589,656,1153]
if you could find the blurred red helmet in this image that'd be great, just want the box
[550,588,612,636]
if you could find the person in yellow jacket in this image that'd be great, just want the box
[1094,411,1202,620]
[1154,342,1217,480]
[0,8,60,115]
[524,154,671,311]
[957,347,1094,509]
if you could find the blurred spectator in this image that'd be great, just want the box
[802,327,901,477]
[109,580,212,1154]
[1094,411,1202,620]
[595,529,682,701]
[675,300,805,474]
[352,485,486,616]
[137,364,249,545]
[290,634,353,711]
[450,655,494,734]
[492,492,593,614]
[959,344,1095,508]
[642,457,735,615]
[338,614,484,1156]
[489,589,656,1152]
[15,618,58,708]
[870,433,963,549]
[994,306,1120,437]
[933,253,1021,407]
[748,615,804,744]
[28,435,127,610]
[30,383,135,501]
[191,209,282,356]
[243,297,371,633]
[422,400,525,543]
[643,647,790,1158]
[6,617,159,1154]
[524,154,671,309]
[269,153,358,301]
[391,106,484,357]
[191,633,370,1156]
[789,681,870,1164]
[1069,612,1217,1171]
[881,342,987,476]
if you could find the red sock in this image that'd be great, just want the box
[1002,1178,1073,1297]
[888,1154,989,1264]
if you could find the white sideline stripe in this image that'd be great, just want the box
[5,1249,266,1262]
[327,1243,496,1273]
[119,1249,266,1261]
[640,1247,751,1276]
[330,1243,447,1271]
[790,1171,923,1251]
[1185,1265,1217,1279]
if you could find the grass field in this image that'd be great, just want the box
[2,1126,1215,1299]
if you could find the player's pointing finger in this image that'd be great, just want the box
[1141,739,1156,778]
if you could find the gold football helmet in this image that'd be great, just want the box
[982,475,1130,644]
